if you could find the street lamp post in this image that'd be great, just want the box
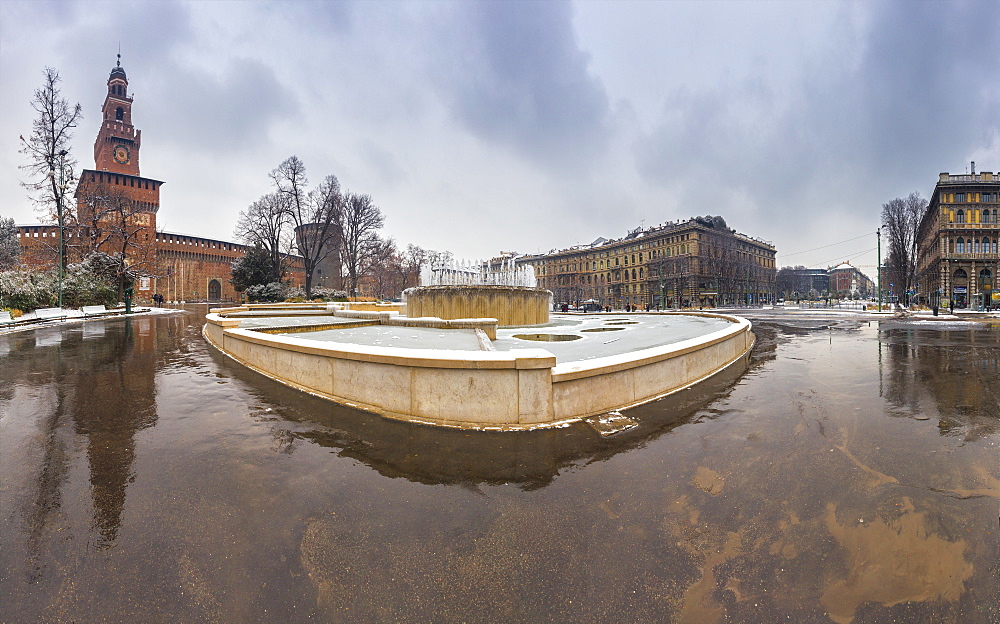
[876,228,882,312]
[658,260,664,310]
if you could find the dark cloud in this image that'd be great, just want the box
[849,1,1000,175]
[358,140,407,190]
[634,76,799,190]
[3,0,1000,271]
[427,2,611,171]
[632,1,1000,269]
[147,57,297,152]
[284,0,354,35]
[58,1,194,78]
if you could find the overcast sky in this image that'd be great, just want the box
[2,1,999,279]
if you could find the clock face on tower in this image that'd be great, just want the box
[113,145,130,164]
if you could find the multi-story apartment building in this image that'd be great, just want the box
[915,167,1000,309]
[828,262,875,299]
[517,217,776,309]
[775,267,830,300]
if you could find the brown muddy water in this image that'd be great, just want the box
[1,307,997,623]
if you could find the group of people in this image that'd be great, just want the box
[151,293,165,306]
[557,303,649,313]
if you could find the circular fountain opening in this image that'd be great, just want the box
[513,333,582,342]
[581,327,625,332]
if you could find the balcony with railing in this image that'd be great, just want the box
[944,221,1000,229]
[943,251,1000,261]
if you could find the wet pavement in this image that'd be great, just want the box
[1,306,997,623]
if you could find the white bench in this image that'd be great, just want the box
[0,311,13,326]
[33,307,68,322]
[82,305,115,317]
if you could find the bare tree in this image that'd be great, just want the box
[270,157,343,298]
[234,192,291,283]
[18,67,82,272]
[76,182,157,299]
[340,192,385,296]
[881,192,926,305]
[368,239,407,299]
[402,243,427,289]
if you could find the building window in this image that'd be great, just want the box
[956,193,966,202]
[957,237,965,253]
[957,210,965,223]
[115,107,124,121]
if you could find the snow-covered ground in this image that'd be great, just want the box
[0,305,183,335]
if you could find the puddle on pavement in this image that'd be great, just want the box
[1,311,997,622]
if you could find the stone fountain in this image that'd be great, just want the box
[203,257,754,429]
[403,257,552,326]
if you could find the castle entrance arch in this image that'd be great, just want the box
[208,279,222,301]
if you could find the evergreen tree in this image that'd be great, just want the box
[231,244,279,292]
[0,216,20,270]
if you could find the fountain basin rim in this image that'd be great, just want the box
[216,325,557,369]
[209,312,749,374]
[203,310,753,429]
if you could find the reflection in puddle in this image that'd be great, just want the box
[512,333,582,341]
[581,327,624,332]
[605,321,639,325]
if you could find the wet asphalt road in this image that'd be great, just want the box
[1,306,998,623]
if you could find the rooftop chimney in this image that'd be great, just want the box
[971,161,976,175]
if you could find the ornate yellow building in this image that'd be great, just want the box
[916,168,1000,309]
[518,217,776,309]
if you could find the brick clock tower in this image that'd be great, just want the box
[75,55,163,268]
[94,56,141,175]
